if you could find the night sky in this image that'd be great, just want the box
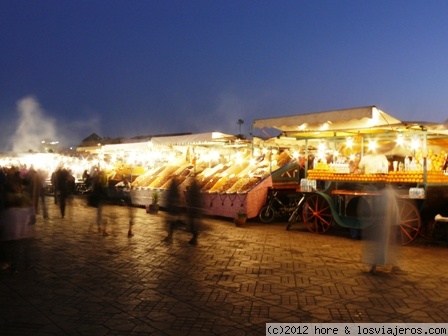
[2,0,448,151]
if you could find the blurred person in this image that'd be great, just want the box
[349,154,362,174]
[66,169,76,195]
[0,207,36,273]
[162,177,182,244]
[51,170,58,204]
[33,169,49,219]
[358,153,389,174]
[127,204,135,238]
[22,165,36,203]
[1,168,35,273]
[55,168,70,218]
[361,185,399,274]
[88,171,108,235]
[82,169,92,188]
[115,177,132,205]
[297,155,307,181]
[185,177,202,245]
[4,167,26,207]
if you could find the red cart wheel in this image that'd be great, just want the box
[391,199,421,245]
[303,194,333,233]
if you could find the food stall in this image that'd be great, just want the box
[253,106,448,244]
[129,132,276,219]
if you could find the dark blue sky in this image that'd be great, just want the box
[2,0,448,150]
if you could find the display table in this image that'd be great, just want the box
[131,176,273,219]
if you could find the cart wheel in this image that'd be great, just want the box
[303,194,333,233]
[391,199,421,245]
[258,205,276,223]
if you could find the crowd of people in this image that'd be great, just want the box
[0,164,50,273]
[163,177,202,245]
[0,165,204,273]
[0,165,95,272]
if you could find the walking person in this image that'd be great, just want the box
[127,204,135,237]
[1,168,36,273]
[361,184,399,274]
[55,168,70,218]
[51,170,58,204]
[162,177,182,243]
[33,169,49,219]
[186,176,202,245]
[88,171,108,235]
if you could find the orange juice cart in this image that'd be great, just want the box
[253,106,448,245]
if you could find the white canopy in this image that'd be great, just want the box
[150,132,237,146]
[253,106,402,136]
[253,106,448,140]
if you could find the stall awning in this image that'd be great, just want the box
[253,106,403,137]
[150,132,237,146]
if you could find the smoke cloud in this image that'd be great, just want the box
[9,96,58,153]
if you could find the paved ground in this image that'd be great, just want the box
[1,196,447,335]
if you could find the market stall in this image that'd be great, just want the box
[253,106,448,244]
[129,132,277,219]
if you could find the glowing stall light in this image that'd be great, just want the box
[367,139,377,152]
[346,137,353,148]
[127,153,137,165]
[209,150,219,162]
[411,136,421,151]
[291,150,299,159]
[253,148,261,157]
[235,152,244,164]
[333,150,339,161]
[261,147,268,155]
[147,149,164,161]
[317,142,326,160]
[318,142,326,152]
[167,151,177,162]
[249,157,257,165]
[396,134,404,146]
[200,152,209,162]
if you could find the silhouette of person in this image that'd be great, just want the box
[186,177,202,245]
[33,169,49,219]
[88,171,108,235]
[162,177,182,243]
[361,185,399,274]
[55,168,70,218]
[51,170,58,204]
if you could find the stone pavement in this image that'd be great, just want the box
[1,196,447,335]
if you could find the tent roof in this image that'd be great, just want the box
[150,132,238,146]
[253,106,403,137]
[253,106,448,139]
[99,132,239,152]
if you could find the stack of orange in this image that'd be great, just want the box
[387,171,423,183]
[427,171,448,184]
